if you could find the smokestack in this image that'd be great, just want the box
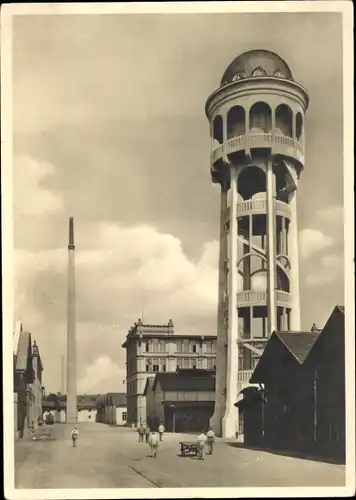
[68,216,75,250]
[66,216,77,423]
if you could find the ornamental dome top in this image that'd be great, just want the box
[220,49,294,86]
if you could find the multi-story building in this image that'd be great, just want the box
[13,324,43,438]
[122,319,217,426]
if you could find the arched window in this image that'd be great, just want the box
[232,73,244,82]
[249,102,272,133]
[252,67,267,77]
[237,166,266,200]
[296,112,303,141]
[275,70,286,78]
[227,106,245,139]
[212,114,223,146]
[275,104,293,138]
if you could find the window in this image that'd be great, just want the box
[176,341,182,353]
[192,344,197,353]
[122,412,127,421]
[252,67,267,77]
[177,359,183,369]
[152,358,160,372]
[232,73,244,81]
[207,358,214,370]
[159,341,166,353]
[205,342,212,354]
[146,359,153,372]
[145,341,149,352]
[183,340,189,353]
[162,364,167,372]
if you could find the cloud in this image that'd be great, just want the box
[305,253,344,287]
[14,221,220,392]
[299,228,333,259]
[14,154,63,216]
[78,355,125,394]
[315,205,344,226]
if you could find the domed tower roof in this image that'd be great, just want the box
[221,49,294,86]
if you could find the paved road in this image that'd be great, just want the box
[15,423,345,489]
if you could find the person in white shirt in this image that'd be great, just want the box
[196,430,207,460]
[148,431,159,458]
[158,423,165,441]
[71,427,79,447]
[206,427,215,455]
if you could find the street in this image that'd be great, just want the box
[15,423,345,489]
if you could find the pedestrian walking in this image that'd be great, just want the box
[71,426,79,447]
[206,427,215,455]
[158,423,165,442]
[138,423,145,443]
[148,431,159,458]
[145,424,151,443]
[196,430,207,460]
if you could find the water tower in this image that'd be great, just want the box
[205,50,309,438]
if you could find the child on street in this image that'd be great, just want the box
[71,427,79,447]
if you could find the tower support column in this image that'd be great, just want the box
[266,159,277,334]
[288,191,301,330]
[210,180,228,435]
[222,165,239,439]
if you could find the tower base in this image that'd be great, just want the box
[66,415,78,424]
[222,407,239,439]
[209,404,224,437]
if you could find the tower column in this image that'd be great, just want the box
[66,217,77,424]
[288,191,301,330]
[210,180,228,436]
[222,165,239,439]
[266,159,277,334]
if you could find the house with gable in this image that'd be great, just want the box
[236,306,345,462]
[14,325,43,438]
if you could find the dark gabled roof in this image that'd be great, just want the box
[15,330,32,371]
[275,331,320,363]
[152,372,215,392]
[250,330,320,383]
[304,305,345,365]
[105,392,126,406]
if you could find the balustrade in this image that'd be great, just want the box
[236,290,291,307]
[211,133,304,164]
[224,198,291,221]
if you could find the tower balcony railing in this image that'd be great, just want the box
[211,132,304,164]
[237,370,254,384]
[237,290,291,308]
[224,198,292,221]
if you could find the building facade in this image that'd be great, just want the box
[242,306,345,462]
[96,393,127,425]
[122,319,217,426]
[43,394,98,423]
[144,369,215,432]
[13,326,43,439]
[205,49,309,437]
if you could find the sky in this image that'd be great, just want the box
[12,12,344,395]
